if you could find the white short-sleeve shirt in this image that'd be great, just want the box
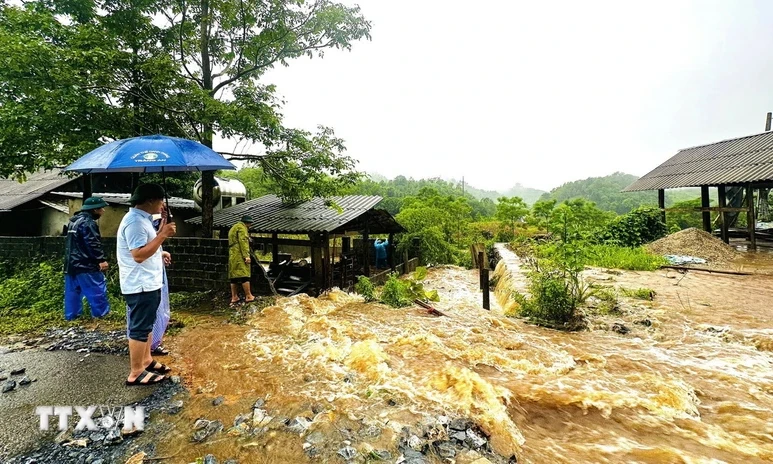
[116,208,163,294]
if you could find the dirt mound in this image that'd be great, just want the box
[646,228,738,264]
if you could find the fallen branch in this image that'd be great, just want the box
[414,299,446,317]
[661,265,753,276]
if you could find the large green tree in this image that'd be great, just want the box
[0,0,370,234]
[496,196,529,237]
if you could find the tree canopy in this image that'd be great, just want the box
[0,0,369,205]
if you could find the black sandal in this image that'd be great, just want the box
[151,346,170,356]
[125,370,166,386]
[146,360,172,374]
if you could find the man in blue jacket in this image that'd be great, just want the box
[64,196,111,320]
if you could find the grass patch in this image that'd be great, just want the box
[584,245,667,271]
[0,261,126,335]
[620,287,656,300]
[591,286,619,314]
[169,291,211,310]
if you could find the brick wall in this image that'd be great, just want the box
[0,236,229,292]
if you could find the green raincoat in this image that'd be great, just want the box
[228,222,251,279]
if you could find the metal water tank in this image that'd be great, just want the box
[193,177,247,211]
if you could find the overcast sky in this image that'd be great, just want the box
[225,0,773,192]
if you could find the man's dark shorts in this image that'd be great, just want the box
[230,277,249,284]
[125,290,161,342]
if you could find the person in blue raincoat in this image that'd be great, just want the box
[374,238,389,269]
[63,196,111,320]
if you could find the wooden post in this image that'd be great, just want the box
[403,249,409,275]
[342,236,351,254]
[311,234,324,291]
[657,189,666,225]
[271,233,279,267]
[201,171,215,238]
[701,185,711,233]
[341,255,347,289]
[388,233,395,272]
[323,232,331,290]
[747,184,757,250]
[83,174,93,201]
[363,220,370,277]
[718,186,729,244]
[481,268,490,310]
[478,251,485,290]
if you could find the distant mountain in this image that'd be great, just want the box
[366,172,388,182]
[502,184,546,205]
[540,172,703,214]
[540,172,650,214]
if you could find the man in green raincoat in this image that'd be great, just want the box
[229,215,255,306]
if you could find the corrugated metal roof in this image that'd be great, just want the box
[624,131,773,191]
[186,194,403,234]
[51,192,196,210]
[0,170,79,212]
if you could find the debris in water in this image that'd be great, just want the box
[124,451,146,464]
[337,446,358,460]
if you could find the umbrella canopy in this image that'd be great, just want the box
[64,135,236,173]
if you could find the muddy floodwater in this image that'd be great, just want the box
[158,247,773,463]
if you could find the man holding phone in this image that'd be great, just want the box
[117,183,176,386]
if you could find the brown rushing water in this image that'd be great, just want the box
[157,248,773,464]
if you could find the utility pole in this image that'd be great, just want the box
[766,112,772,131]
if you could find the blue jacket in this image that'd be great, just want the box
[64,211,107,275]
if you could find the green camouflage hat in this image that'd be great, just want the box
[81,196,108,211]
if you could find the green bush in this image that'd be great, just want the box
[376,268,439,308]
[601,206,667,247]
[354,276,376,302]
[0,261,126,334]
[517,266,577,324]
[380,274,413,308]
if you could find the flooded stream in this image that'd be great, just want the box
[159,246,773,463]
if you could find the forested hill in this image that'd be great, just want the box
[501,184,546,205]
[539,172,700,214]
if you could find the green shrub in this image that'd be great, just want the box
[518,266,577,324]
[601,206,667,247]
[380,274,413,308]
[0,261,126,334]
[378,269,439,308]
[620,287,655,300]
[354,276,376,302]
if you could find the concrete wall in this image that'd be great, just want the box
[40,208,70,236]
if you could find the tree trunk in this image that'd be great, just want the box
[199,0,215,237]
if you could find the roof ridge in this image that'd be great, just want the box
[677,130,773,152]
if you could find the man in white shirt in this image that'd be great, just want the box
[117,183,176,385]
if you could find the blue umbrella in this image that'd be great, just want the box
[64,134,236,218]
[64,134,236,173]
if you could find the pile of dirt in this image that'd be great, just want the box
[646,228,738,264]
